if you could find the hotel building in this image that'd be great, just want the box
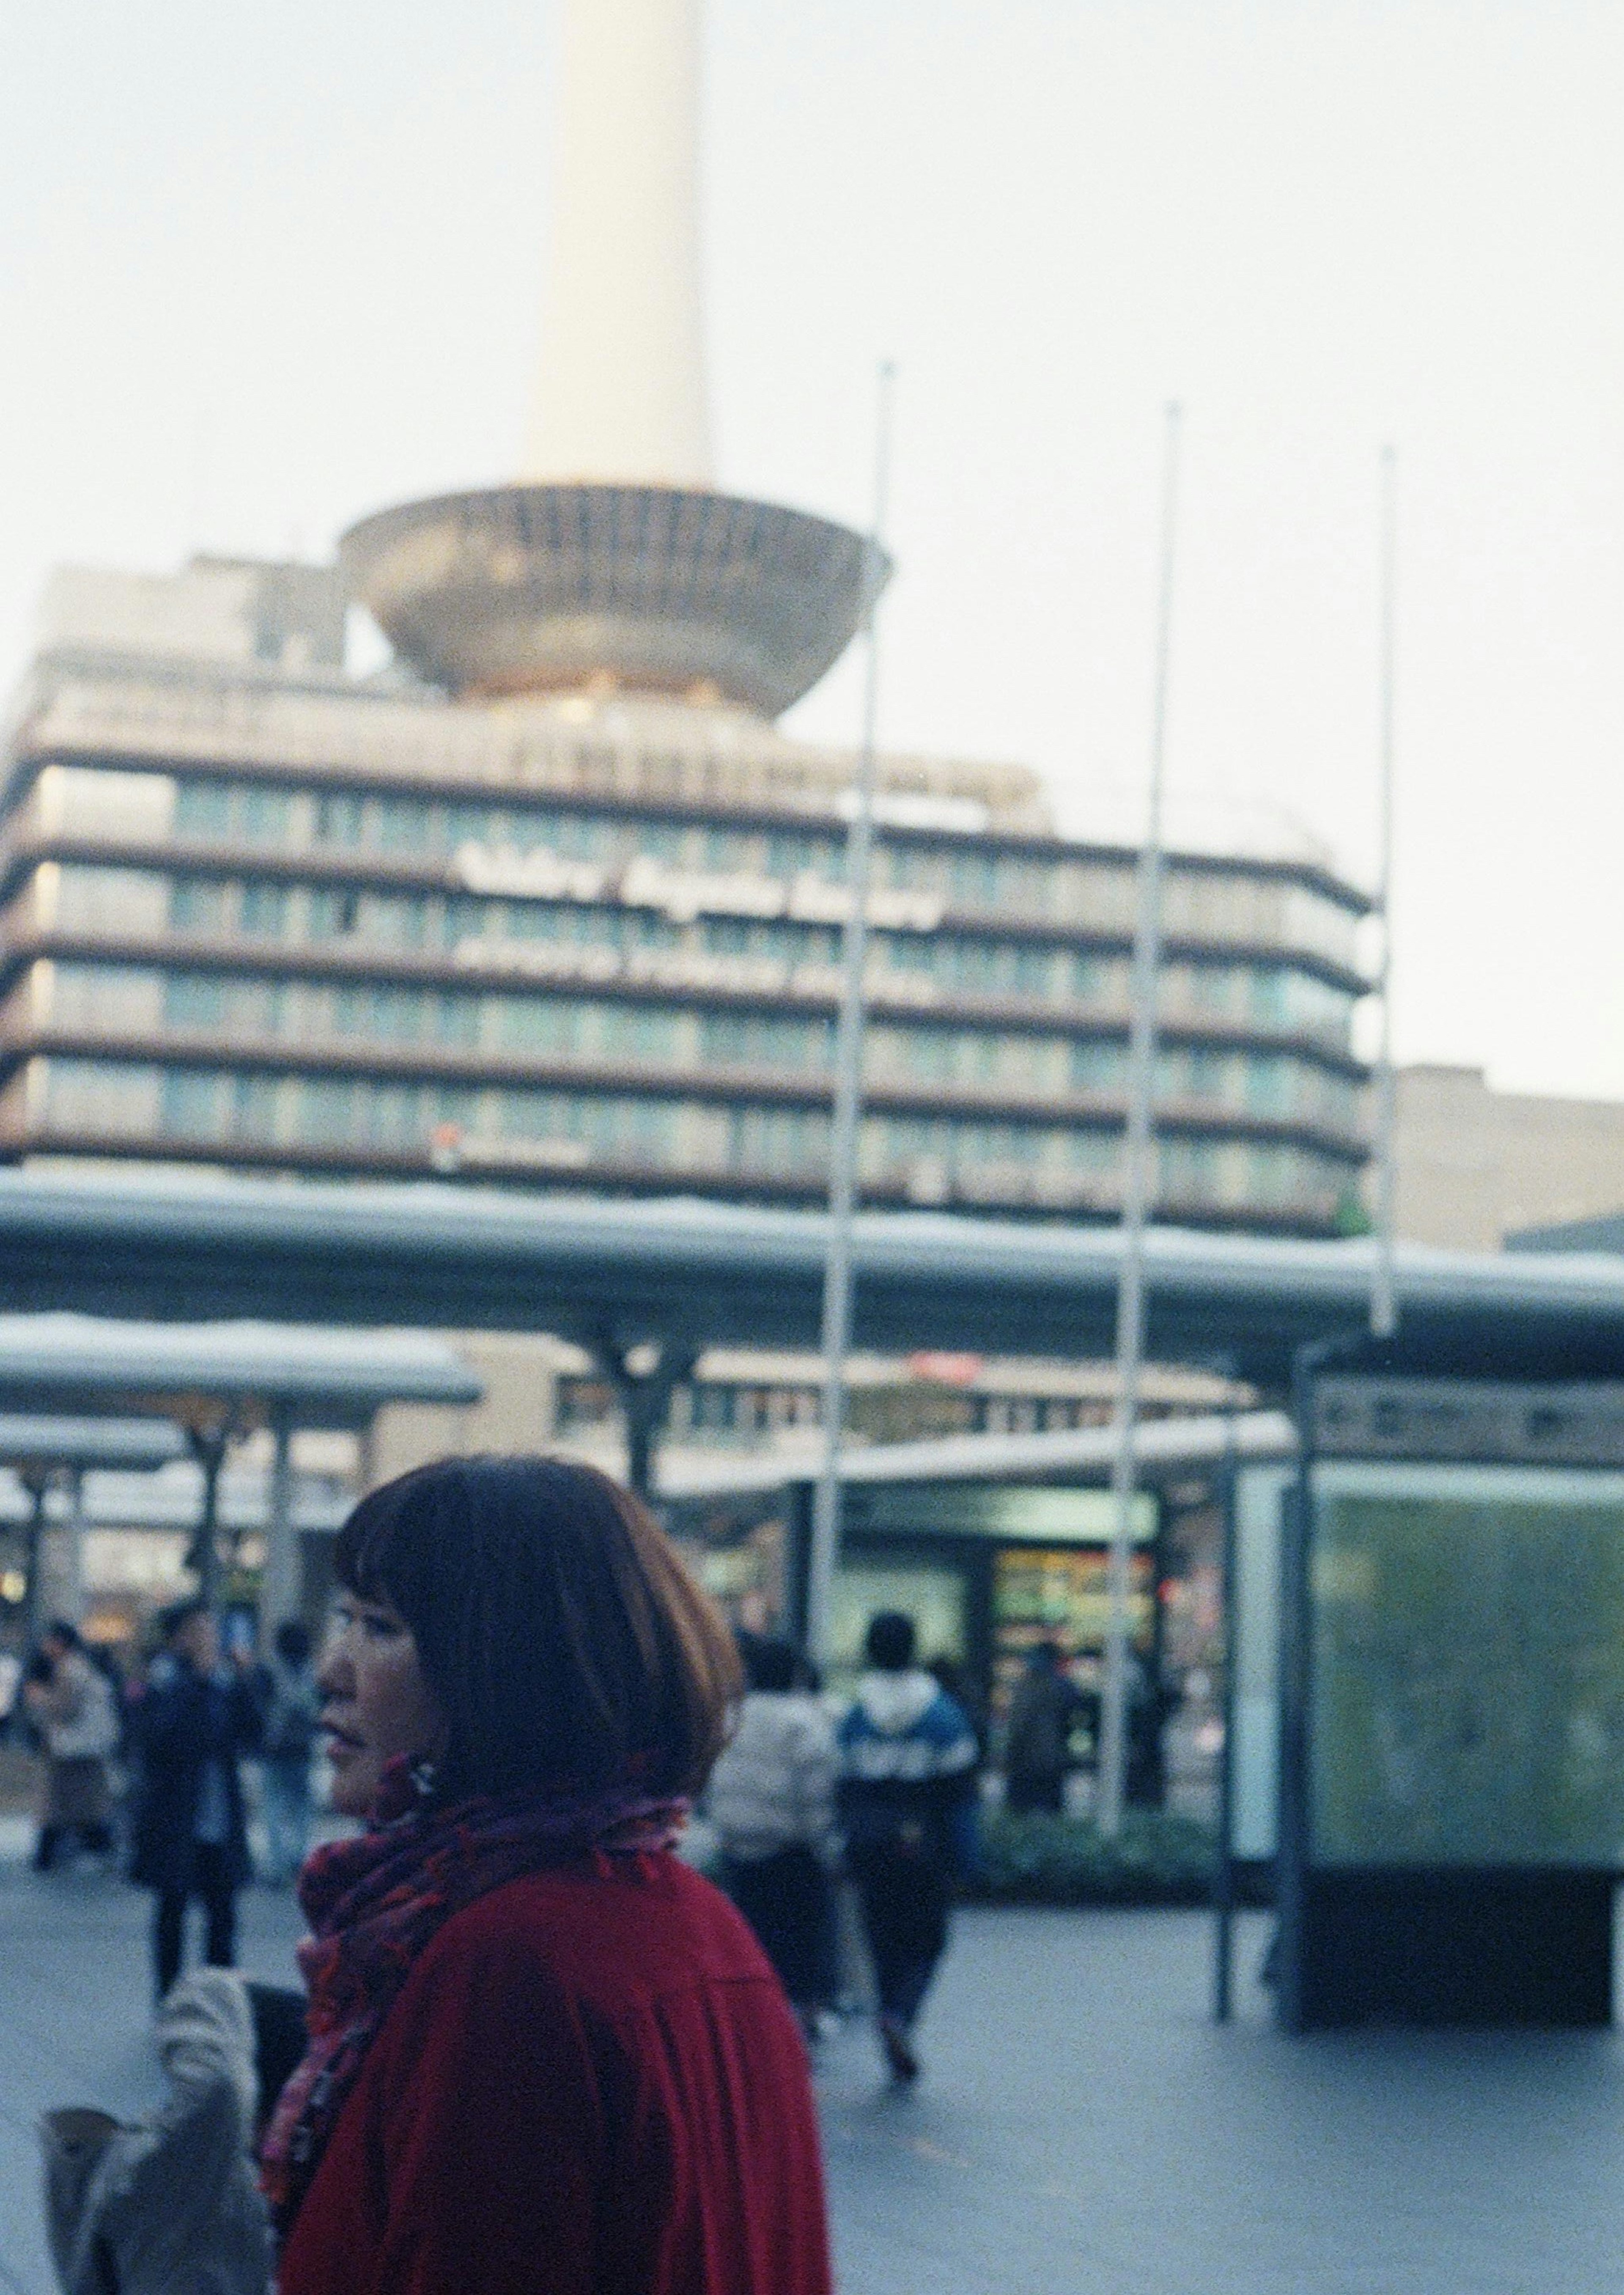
[0,552,1368,1234]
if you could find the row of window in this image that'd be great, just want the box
[36,962,1364,1132]
[32,1055,1349,1214]
[34,763,1365,963]
[557,1375,1110,1443]
[39,865,1359,1047]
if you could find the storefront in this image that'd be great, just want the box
[668,1468,1196,1733]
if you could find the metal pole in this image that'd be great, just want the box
[62,1468,86,1624]
[807,360,897,1667]
[1370,445,1399,1342]
[21,1473,49,1651]
[261,1406,298,1632]
[1098,401,1182,1839]
[1213,1410,1240,2022]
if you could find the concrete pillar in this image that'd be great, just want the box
[591,1336,698,1501]
[20,1473,49,1650]
[260,1408,300,1632]
[186,1428,229,1614]
[51,1468,86,1624]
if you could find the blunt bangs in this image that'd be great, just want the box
[332,1455,740,1801]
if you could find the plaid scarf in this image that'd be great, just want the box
[260,1757,686,2237]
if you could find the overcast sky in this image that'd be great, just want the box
[5,2,1621,1097]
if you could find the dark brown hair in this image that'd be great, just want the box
[334,1455,740,1800]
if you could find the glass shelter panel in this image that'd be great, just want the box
[1309,1462,1624,1869]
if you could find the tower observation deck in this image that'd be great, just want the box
[341,0,881,718]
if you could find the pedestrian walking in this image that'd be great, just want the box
[255,1619,320,1885]
[24,1622,118,1870]
[1002,1641,1081,1814]
[837,1610,978,2085]
[265,1455,831,2295]
[129,1601,262,2001]
[707,1633,837,2036]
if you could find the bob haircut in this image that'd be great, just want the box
[334,1456,741,1800]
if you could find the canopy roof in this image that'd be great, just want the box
[0,1312,482,1429]
[2,1169,1624,1390]
[0,1414,186,1472]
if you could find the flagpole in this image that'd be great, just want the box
[1370,444,1399,1341]
[806,361,897,1666]
[1097,400,1182,1839]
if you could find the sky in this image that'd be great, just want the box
[4,1,1621,1097]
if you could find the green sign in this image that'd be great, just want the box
[848,1482,1157,1545]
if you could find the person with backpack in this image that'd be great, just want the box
[837,1611,979,2085]
[257,1618,321,1886]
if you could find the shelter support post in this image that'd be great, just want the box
[1212,1421,1240,2022]
[186,1425,230,1613]
[260,1407,299,1632]
[592,1337,698,1502]
[20,1471,49,1650]
[56,1468,86,1625]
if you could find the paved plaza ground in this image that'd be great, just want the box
[3,1826,1624,2293]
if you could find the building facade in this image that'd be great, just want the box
[0,557,1371,1235]
[1394,1063,1624,1251]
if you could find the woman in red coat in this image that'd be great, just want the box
[262,1455,831,2295]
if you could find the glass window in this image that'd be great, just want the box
[1012,945,1052,996]
[159,1069,222,1139]
[1070,1039,1126,1091]
[433,994,477,1049]
[315,793,368,846]
[309,888,361,938]
[1248,967,1289,1025]
[163,975,226,1030]
[229,1074,280,1139]
[376,797,429,851]
[302,1078,358,1143]
[239,787,291,845]
[173,781,233,840]
[169,877,226,934]
[1245,1054,1293,1114]
[239,882,287,937]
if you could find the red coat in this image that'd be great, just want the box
[277,1853,831,2295]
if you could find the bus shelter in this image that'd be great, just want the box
[0,1415,186,1644]
[0,1317,481,1627]
[1225,1351,1624,2031]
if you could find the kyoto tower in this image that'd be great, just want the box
[340,0,881,718]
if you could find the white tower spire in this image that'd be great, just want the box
[523,0,711,488]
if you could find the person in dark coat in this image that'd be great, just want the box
[129,1601,262,2001]
[1002,1641,1082,1814]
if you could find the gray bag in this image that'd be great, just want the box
[40,1971,272,2295]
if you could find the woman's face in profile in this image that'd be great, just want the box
[319,1591,447,1817]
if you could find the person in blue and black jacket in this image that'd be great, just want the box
[837,1611,978,2084]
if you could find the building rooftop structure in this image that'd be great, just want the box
[1395,1064,1624,1252]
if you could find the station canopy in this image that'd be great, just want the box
[0,1415,187,1472]
[0,1313,482,1431]
[2,1168,1624,1389]
[661,1407,1297,1503]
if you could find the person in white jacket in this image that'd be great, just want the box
[707,1634,837,2034]
[41,1968,274,2295]
[24,1624,119,1871]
